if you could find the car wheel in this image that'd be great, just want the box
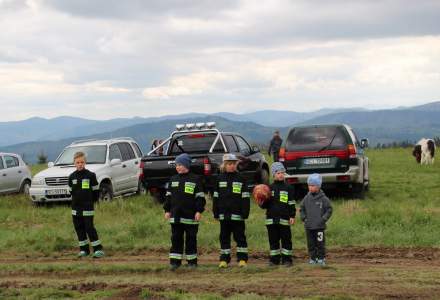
[20,180,31,196]
[259,168,270,185]
[150,188,166,204]
[137,181,147,195]
[99,183,113,201]
[353,182,365,199]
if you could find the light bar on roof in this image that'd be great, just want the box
[196,122,205,129]
[186,123,195,130]
[206,122,216,129]
[176,124,185,131]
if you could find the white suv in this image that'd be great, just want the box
[30,137,143,203]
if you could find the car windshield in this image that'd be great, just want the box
[286,126,348,152]
[169,133,225,155]
[55,145,107,165]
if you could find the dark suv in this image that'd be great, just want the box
[279,124,369,198]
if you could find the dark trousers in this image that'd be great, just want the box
[72,215,102,253]
[267,224,292,264]
[219,220,248,262]
[306,229,326,260]
[170,223,199,265]
[272,151,280,162]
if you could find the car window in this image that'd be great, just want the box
[169,133,225,155]
[286,126,348,152]
[109,144,123,161]
[235,136,251,155]
[55,145,107,165]
[0,157,4,169]
[131,142,143,157]
[117,143,136,161]
[4,155,19,168]
[224,135,239,152]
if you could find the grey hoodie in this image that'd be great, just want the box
[300,190,333,230]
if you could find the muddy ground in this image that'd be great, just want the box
[1,247,440,299]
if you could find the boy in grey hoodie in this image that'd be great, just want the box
[300,173,332,266]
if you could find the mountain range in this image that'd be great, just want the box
[1,101,439,163]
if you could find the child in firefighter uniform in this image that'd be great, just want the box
[300,173,333,266]
[260,162,296,266]
[68,151,104,258]
[213,154,250,268]
[164,153,206,270]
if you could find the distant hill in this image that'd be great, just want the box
[1,116,283,164]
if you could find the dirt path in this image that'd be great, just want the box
[1,247,440,299]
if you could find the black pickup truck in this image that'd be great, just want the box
[139,122,269,202]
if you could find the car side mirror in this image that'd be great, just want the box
[48,162,54,168]
[252,146,260,153]
[360,138,369,148]
[110,158,122,166]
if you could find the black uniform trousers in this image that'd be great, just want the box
[72,214,102,253]
[266,224,292,264]
[219,220,248,262]
[170,223,199,266]
[306,229,326,260]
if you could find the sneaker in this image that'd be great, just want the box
[77,251,89,258]
[283,261,293,267]
[308,259,316,265]
[219,261,228,268]
[92,250,105,258]
[170,264,180,271]
[238,260,247,268]
[317,259,326,266]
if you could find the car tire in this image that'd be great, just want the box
[20,180,31,196]
[136,181,147,196]
[353,182,365,199]
[259,168,270,185]
[99,183,113,201]
[150,188,166,204]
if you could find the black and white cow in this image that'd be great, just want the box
[412,138,435,165]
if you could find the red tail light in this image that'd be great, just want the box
[279,147,285,162]
[139,161,145,180]
[347,144,356,159]
[337,175,350,182]
[287,177,298,184]
[203,157,212,176]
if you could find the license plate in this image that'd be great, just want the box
[304,157,331,165]
[46,189,69,196]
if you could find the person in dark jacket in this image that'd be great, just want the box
[260,162,296,266]
[300,173,332,266]
[213,154,250,268]
[268,131,283,162]
[68,151,104,258]
[164,153,206,270]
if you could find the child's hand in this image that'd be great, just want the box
[164,212,171,220]
[289,218,295,225]
[195,212,202,221]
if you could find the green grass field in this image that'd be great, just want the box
[1,148,440,299]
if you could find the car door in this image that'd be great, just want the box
[116,142,138,191]
[1,155,22,192]
[234,135,260,183]
[108,144,125,193]
[0,156,6,193]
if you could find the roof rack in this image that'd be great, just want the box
[70,139,101,145]
[110,137,136,142]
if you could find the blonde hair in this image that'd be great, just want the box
[73,151,86,161]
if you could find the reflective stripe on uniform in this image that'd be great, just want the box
[92,185,100,191]
[169,218,175,224]
[169,253,183,260]
[180,218,199,225]
[72,210,77,216]
[220,248,231,255]
[281,248,292,256]
[196,192,205,198]
[83,211,95,217]
[231,214,243,221]
[237,247,248,253]
[242,192,250,198]
[166,192,172,196]
[91,240,101,247]
[78,240,88,247]
[213,192,219,198]
[186,254,197,260]
[270,249,281,256]
[288,200,296,205]
[265,219,274,225]
[279,219,290,226]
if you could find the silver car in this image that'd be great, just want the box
[0,152,32,195]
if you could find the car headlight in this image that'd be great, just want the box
[31,177,45,186]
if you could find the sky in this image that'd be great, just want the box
[1,0,440,121]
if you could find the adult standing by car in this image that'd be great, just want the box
[268,131,283,162]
